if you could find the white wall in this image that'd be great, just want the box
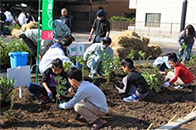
[129,0,137,9]
[129,0,196,36]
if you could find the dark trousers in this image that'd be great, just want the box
[27,82,56,99]
[93,35,104,43]
[159,63,168,71]
[0,22,5,35]
[20,34,37,65]
[178,44,193,62]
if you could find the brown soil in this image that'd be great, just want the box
[0,65,196,130]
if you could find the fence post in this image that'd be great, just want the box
[170,23,173,37]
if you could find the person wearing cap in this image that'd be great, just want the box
[83,37,113,78]
[88,9,110,43]
[114,58,149,102]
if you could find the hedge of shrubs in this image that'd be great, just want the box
[0,38,32,67]
[110,16,135,22]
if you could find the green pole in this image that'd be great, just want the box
[36,0,41,83]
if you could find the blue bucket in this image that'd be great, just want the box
[8,52,29,68]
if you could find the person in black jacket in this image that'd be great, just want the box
[26,11,35,23]
[27,58,70,104]
[0,9,6,36]
[114,58,149,102]
[88,9,110,43]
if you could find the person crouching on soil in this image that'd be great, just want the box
[58,67,108,130]
[83,37,113,78]
[114,58,149,102]
[163,53,193,89]
[27,58,70,104]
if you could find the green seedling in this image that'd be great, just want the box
[0,77,15,103]
[77,56,87,77]
[141,69,158,90]
[127,49,135,59]
[102,53,113,83]
[138,50,146,65]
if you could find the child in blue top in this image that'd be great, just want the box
[27,58,70,104]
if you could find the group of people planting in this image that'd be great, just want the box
[19,7,195,129]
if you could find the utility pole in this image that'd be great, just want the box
[180,0,188,32]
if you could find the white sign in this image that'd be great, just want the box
[7,66,31,98]
[68,43,85,56]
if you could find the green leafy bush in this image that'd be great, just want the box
[77,56,87,77]
[55,62,71,99]
[5,24,21,32]
[141,69,158,90]
[0,39,32,66]
[102,53,113,83]
[110,16,135,22]
[0,77,15,103]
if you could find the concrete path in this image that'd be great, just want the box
[156,111,196,130]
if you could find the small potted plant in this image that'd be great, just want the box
[0,77,15,106]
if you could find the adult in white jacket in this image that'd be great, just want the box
[18,9,26,26]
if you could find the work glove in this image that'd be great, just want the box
[179,47,183,53]
[46,89,55,102]
[163,82,170,87]
[88,36,92,42]
[58,102,67,109]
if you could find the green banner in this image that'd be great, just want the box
[42,0,54,31]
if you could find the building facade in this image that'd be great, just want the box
[129,0,196,37]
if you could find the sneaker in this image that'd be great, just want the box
[174,85,184,89]
[123,94,139,102]
[75,114,86,122]
[91,118,104,130]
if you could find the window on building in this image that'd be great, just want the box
[145,13,161,27]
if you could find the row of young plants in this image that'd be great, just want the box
[70,49,196,92]
[1,43,196,117]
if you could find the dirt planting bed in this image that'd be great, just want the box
[0,65,196,130]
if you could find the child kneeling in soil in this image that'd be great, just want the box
[114,58,149,102]
[163,53,193,89]
[58,67,108,130]
[27,58,70,104]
